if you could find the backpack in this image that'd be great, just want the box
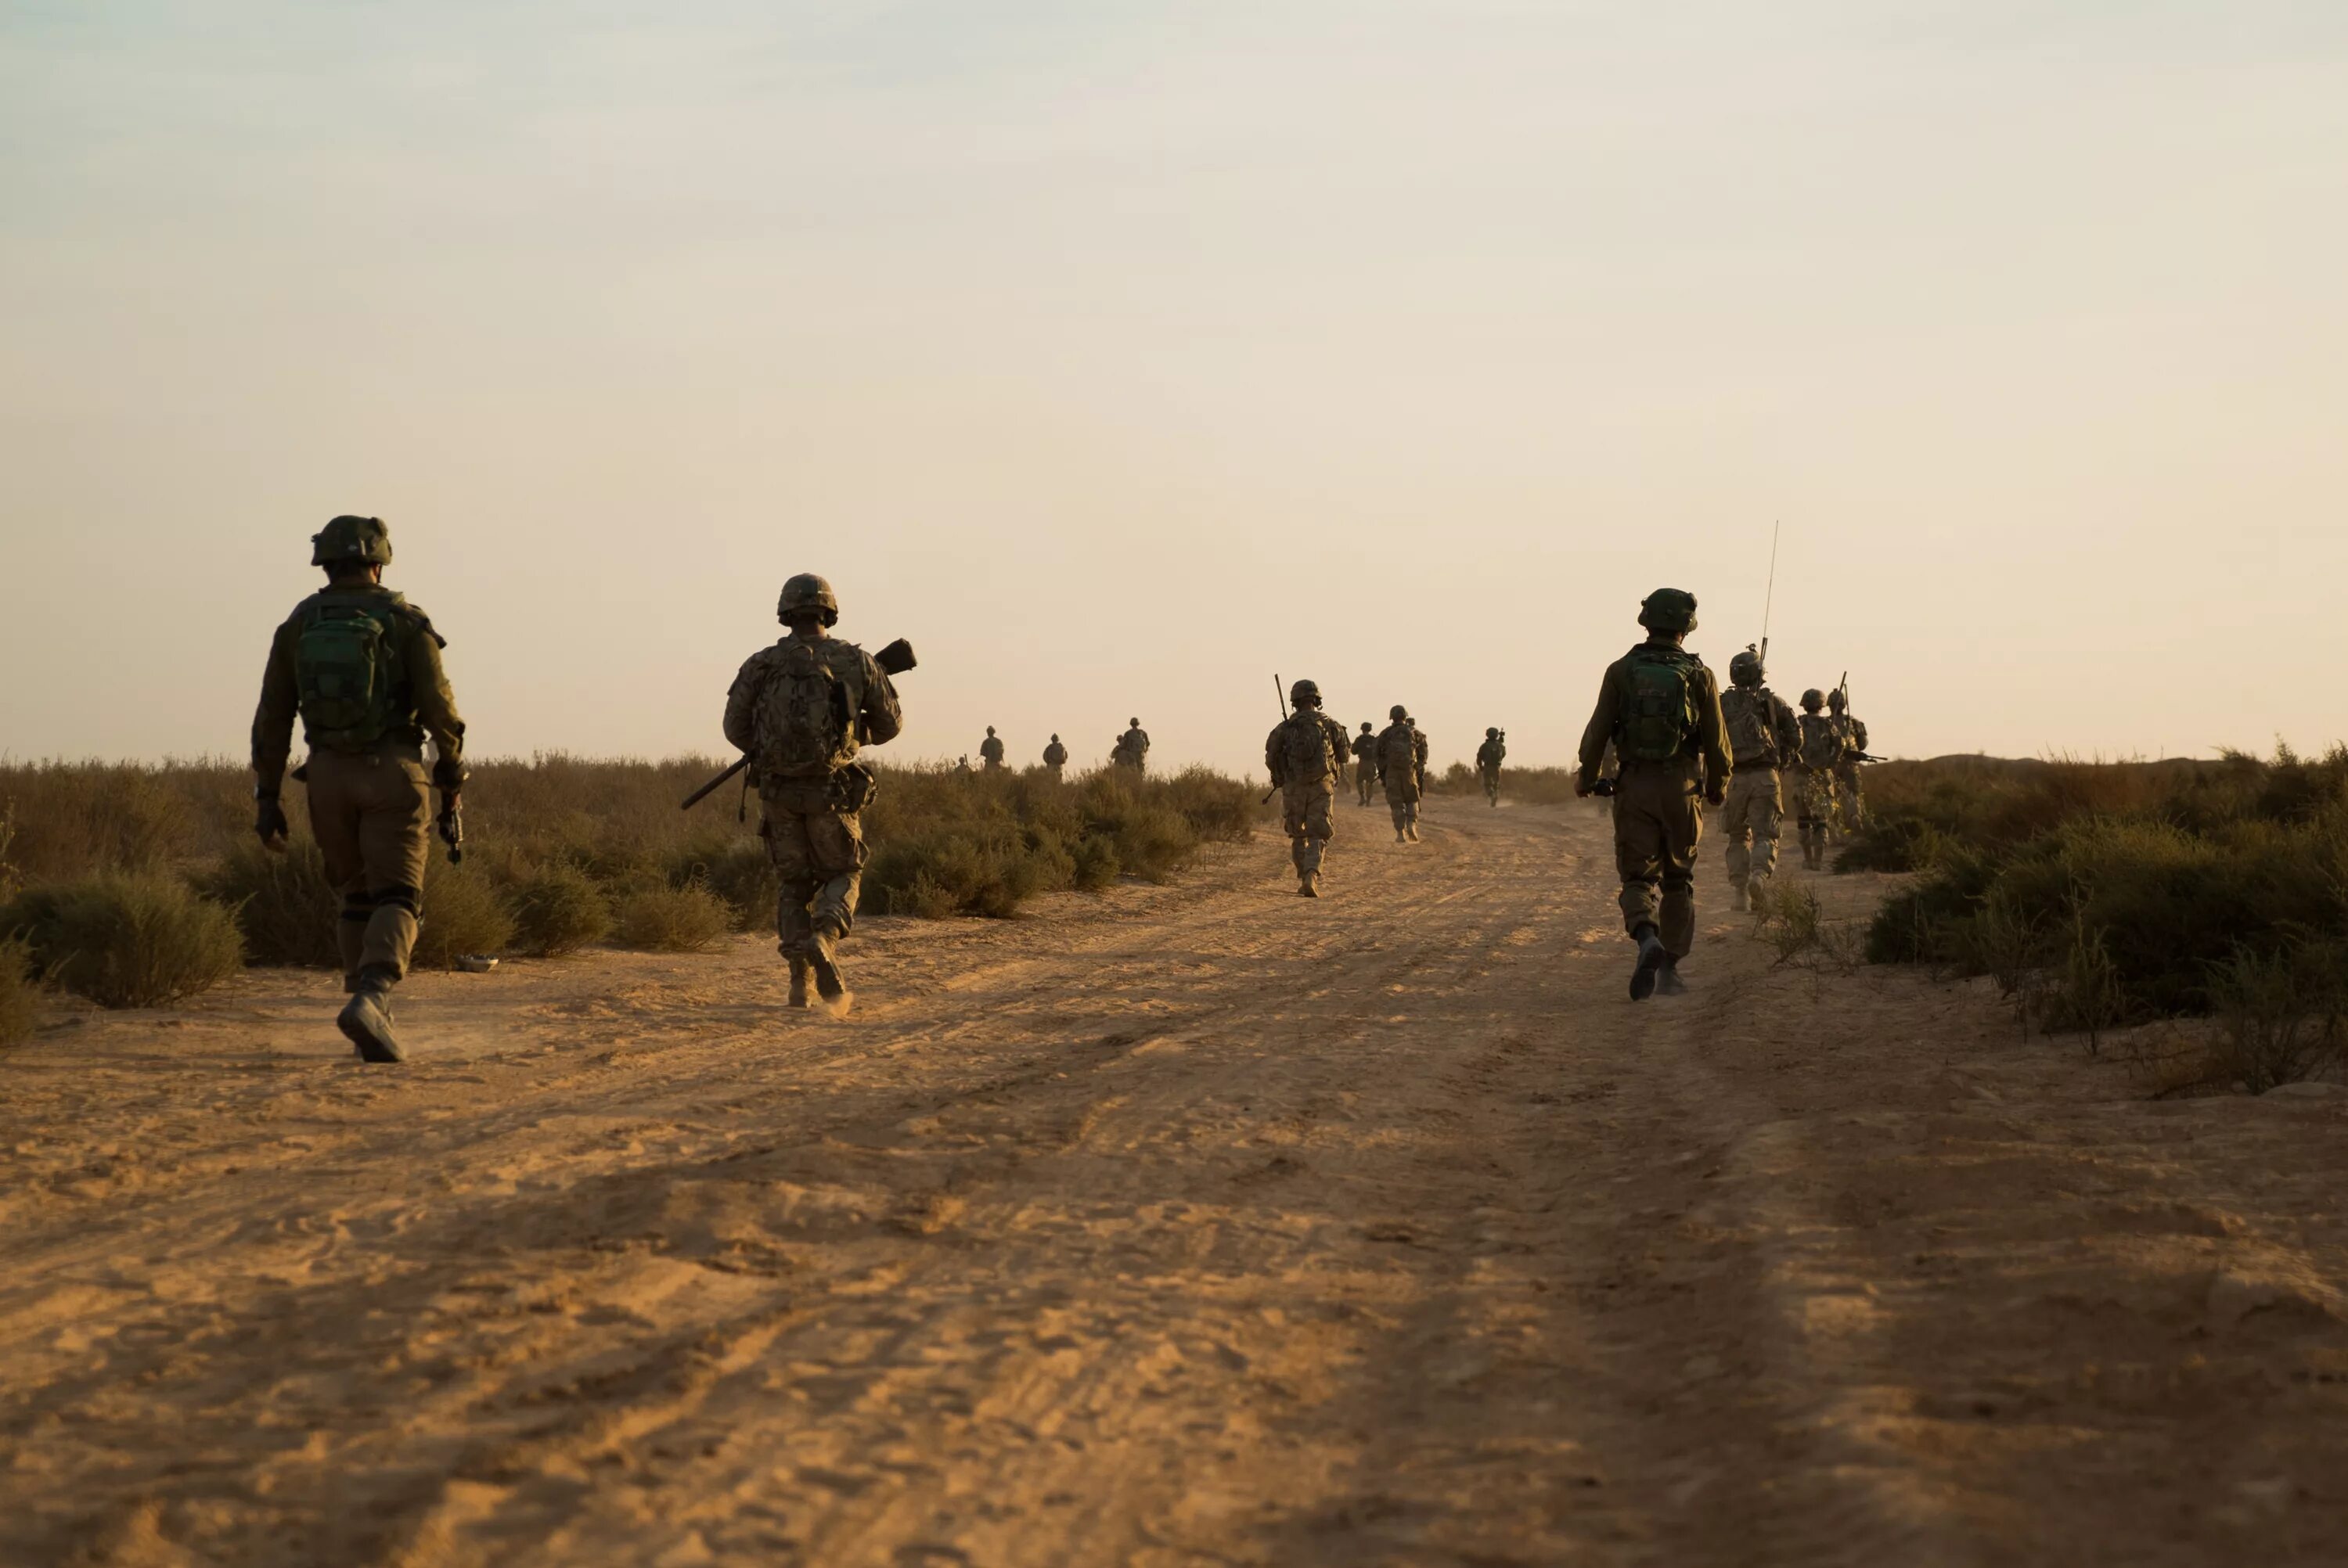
[1617,648,1698,765]
[294,598,403,749]
[1279,715,1338,785]
[1377,724,1418,774]
[1799,714,1843,770]
[1720,688,1778,765]
[751,641,857,780]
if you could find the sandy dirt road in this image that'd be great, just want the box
[5,798,2346,1566]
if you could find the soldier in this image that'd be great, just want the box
[1576,588,1730,1001]
[1264,679,1352,897]
[1113,717,1151,772]
[1718,646,1801,912]
[1043,734,1068,778]
[954,755,974,777]
[1792,690,1845,871]
[1828,687,1870,833]
[979,725,1006,771]
[1475,727,1507,807]
[1350,721,1377,806]
[1375,705,1424,843]
[250,515,466,1064]
[723,574,903,1016]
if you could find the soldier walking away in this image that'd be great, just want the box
[1112,717,1151,772]
[979,726,1006,771]
[1718,646,1800,912]
[250,515,466,1064]
[1828,687,1870,833]
[723,574,904,1016]
[1792,689,1846,871]
[1350,721,1377,806]
[1375,706,1424,843]
[1576,588,1730,1001]
[1265,679,1353,897]
[1476,728,1507,807]
[1043,734,1068,778]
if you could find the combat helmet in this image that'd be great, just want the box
[776,573,840,627]
[1486,726,1499,738]
[1729,645,1765,688]
[1290,678,1322,708]
[1828,688,1848,713]
[1129,717,1140,727]
[1389,704,1407,721]
[312,515,392,567]
[1637,588,1698,635]
[1359,721,1373,732]
[1801,689,1826,712]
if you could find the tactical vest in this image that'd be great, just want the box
[1277,714,1341,786]
[293,593,408,750]
[751,640,861,781]
[1377,724,1419,775]
[1798,713,1843,770]
[1721,687,1781,767]
[1616,647,1699,765]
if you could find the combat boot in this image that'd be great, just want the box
[337,966,405,1063]
[1655,955,1687,996]
[1629,926,1669,1002]
[1729,879,1749,912]
[805,927,853,1017]
[1298,871,1320,897]
[787,956,812,1009]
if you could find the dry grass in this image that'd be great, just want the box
[0,874,245,1009]
[0,937,37,1047]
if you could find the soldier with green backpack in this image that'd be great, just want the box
[250,515,466,1063]
[723,574,905,1016]
[1576,588,1730,1000]
[1264,679,1353,896]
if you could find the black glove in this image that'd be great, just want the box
[431,757,469,795]
[254,791,290,851]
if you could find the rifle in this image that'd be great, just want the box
[682,637,919,811]
[1262,673,1288,804]
[436,795,464,864]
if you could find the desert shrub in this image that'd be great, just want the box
[506,864,613,957]
[0,937,38,1046]
[412,858,517,969]
[1071,836,1122,891]
[2203,941,2345,1093]
[668,836,777,933]
[0,874,243,1008]
[614,882,732,953]
[198,840,342,967]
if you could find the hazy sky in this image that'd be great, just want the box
[5,1,2344,774]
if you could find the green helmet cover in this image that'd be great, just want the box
[1729,645,1765,687]
[777,573,840,625]
[311,515,392,567]
[1290,678,1321,707]
[1801,689,1826,711]
[1637,588,1698,635]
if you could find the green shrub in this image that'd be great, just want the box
[198,840,342,967]
[412,858,517,969]
[506,864,613,957]
[0,874,244,1009]
[0,937,38,1047]
[613,882,732,952]
[669,836,777,933]
[2204,942,2344,1094]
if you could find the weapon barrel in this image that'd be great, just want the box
[681,756,749,811]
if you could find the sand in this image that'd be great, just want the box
[3,799,2344,1566]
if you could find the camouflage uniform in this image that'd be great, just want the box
[1577,592,1730,976]
[1350,724,1377,805]
[1375,710,1424,841]
[1475,731,1505,806]
[979,728,1006,771]
[1112,721,1150,772]
[1829,692,1869,833]
[1717,649,1800,908]
[1792,693,1845,871]
[1265,682,1352,896]
[250,516,466,1063]
[1043,736,1068,778]
[724,580,903,1008]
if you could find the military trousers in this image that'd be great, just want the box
[1720,766,1784,890]
[1793,767,1836,861]
[1356,765,1375,805]
[760,775,869,952]
[1282,780,1337,876]
[305,743,432,985]
[1834,762,1866,832]
[1480,766,1500,806]
[1382,772,1421,836]
[1612,761,1704,957]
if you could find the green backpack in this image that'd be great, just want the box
[1618,648,1698,764]
[294,599,404,749]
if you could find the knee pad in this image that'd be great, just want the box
[370,883,421,916]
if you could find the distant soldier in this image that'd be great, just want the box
[1476,727,1507,807]
[250,515,466,1063]
[1112,717,1151,772]
[1350,721,1377,806]
[724,574,903,1016]
[955,754,974,777]
[1043,734,1068,778]
[1264,679,1353,897]
[1792,689,1846,871]
[1576,588,1730,1001]
[1828,688,1870,833]
[979,725,1006,771]
[1375,705,1424,843]
[1718,646,1801,911]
